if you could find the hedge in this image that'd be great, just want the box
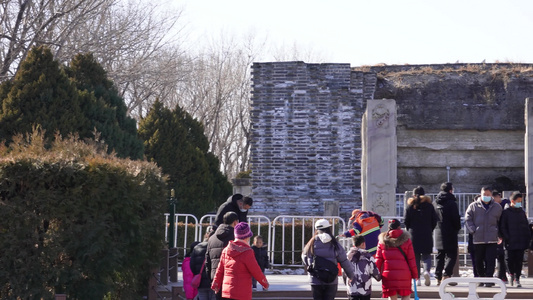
[0,132,166,299]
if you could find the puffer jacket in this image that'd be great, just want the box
[302,233,356,285]
[345,247,381,296]
[206,224,234,281]
[499,205,531,250]
[434,192,462,250]
[465,199,502,244]
[211,240,268,300]
[190,241,210,289]
[404,195,438,254]
[375,229,418,292]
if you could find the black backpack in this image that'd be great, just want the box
[308,255,339,283]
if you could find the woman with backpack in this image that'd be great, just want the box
[302,219,356,300]
[375,219,418,300]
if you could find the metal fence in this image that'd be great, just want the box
[165,200,532,268]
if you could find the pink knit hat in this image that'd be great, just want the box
[234,222,253,239]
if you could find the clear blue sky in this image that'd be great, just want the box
[177,0,533,66]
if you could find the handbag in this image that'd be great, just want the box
[191,259,205,289]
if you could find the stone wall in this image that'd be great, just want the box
[372,64,533,193]
[250,62,533,218]
[250,62,375,218]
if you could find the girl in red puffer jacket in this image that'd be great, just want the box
[375,219,418,300]
[211,222,269,300]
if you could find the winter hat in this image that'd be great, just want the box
[349,209,362,220]
[388,218,401,230]
[315,219,331,230]
[234,222,253,239]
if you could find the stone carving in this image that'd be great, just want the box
[372,104,390,128]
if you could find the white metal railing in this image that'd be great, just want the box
[165,211,533,268]
[439,277,506,300]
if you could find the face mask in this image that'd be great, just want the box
[482,196,492,203]
[514,202,522,208]
[240,208,248,213]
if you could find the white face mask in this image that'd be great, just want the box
[482,196,492,203]
[240,208,248,213]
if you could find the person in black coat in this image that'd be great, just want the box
[499,192,531,287]
[433,182,461,285]
[190,225,217,300]
[206,212,239,300]
[213,194,253,226]
[404,186,438,287]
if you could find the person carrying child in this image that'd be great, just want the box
[344,235,381,300]
[339,209,384,255]
[251,235,270,291]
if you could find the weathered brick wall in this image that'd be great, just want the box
[250,62,375,218]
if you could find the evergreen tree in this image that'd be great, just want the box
[138,100,232,217]
[0,46,88,142]
[65,53,144,159]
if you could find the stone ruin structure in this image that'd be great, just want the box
[249,62,533,218]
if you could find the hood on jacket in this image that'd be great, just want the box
[225,240,252,258]
[407,195,432,206]
[436,191,456,205]
[215,224,234,240]
[379,229,411,248]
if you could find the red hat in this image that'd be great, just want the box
[349,209,361,220]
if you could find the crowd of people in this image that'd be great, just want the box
[180,185,533,300]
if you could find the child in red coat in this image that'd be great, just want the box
[211,222,269,300]
[375,219,418,300]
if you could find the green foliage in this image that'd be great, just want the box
[236,169,251,178]
[0,46,88,143]
[0,130,166,299]
[65,53,144,159]
[0,47,143,160]
[138,101,232,217]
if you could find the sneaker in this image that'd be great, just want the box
[485,282,495,287]
[423,271,430,286]
[417,279,422,286]
[252,288,257,291]
[443,275,457,286]
[516,280,521,288]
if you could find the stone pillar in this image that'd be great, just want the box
[232,178,252,197]
[526,98,533,218]
[361,99,397,217]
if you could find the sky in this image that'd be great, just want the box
[175,0,533,67]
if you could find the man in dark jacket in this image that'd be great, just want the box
[190,225,217,300]
[433,182,462,285]
[499,192,531,287]
[214,194,253,226]
[206,212,239,300]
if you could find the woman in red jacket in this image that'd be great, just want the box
[211,222,269,300]
[375,219,418,300]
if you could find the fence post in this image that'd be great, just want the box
[161,249,169,285]
[169,247,178,282]
[148,268,158,300]
[527,249,533,278]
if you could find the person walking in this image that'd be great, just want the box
[465,186,502,287]
[206,212,239,300]
[375,219,418,300]
[433,182,462,285]
[404,186,437,287]
[345,235,381,300]
[190,225,217,300]
[302,219,356,300]
[211,222,269,300]
[499,192,531,287]
[183,241,200,300]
